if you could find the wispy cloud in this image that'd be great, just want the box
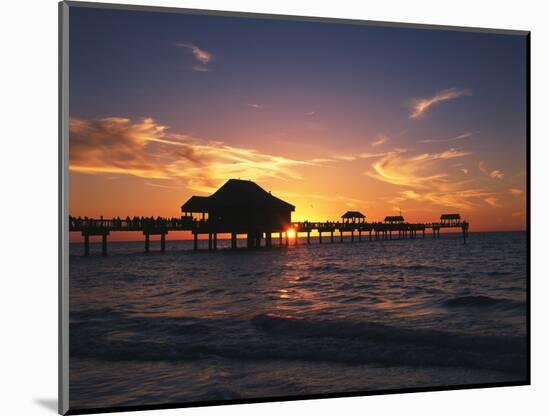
[192,66,211,72]
[362,147,496,209]
[490,170,504,179]
[390,187,496,210]
[309,157,334,163]
[409,88,472,119]
[69,117,312,193]
[509,188,523,196]
[484,197,501,207]
[174,43,214,72]
[333,155,357,161]
[371,136,387,147]
[359,152,390,159]
[247,103,263,109]
[479,160,504,179]
[366,148,471,188]
[277,191,364,207]
[419,131,477,144]
[174,42,213,64]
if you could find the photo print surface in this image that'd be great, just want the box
[64,3,529,413]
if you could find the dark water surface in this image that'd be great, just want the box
[69,232,527,409]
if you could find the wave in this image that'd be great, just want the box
[70,310,527,376]
[441,295,525,310]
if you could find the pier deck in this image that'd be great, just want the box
[69,215,469,256]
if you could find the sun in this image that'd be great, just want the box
[287,228,296,239]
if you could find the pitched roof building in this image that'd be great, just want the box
[181,179,295,232]
[440,213,461,225]
[341,211,366,222]
[384,215,405,223]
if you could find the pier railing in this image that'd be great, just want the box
[69,215,469,256]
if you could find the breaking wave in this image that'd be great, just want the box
[70,310,527,376]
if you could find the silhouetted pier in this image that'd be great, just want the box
[69,214,469,256]
[69,179,469,256]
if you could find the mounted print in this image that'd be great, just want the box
[59,1,530,414]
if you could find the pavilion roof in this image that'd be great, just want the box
[341,211,366,219]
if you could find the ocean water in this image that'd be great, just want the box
[69,231,527,410]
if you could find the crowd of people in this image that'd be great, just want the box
[68,215,194,230]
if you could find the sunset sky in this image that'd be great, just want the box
[69,6,527,235]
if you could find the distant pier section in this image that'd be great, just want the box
[69,179,469,256]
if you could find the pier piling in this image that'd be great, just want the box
[71,212,468,255]
[84,234,90,256]
[102,234,107,256]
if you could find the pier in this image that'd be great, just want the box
[69,214,469,256]
[69,179,469,256]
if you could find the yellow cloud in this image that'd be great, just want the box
[69,117,311,193]
[366,148,471,188]
[363,148,501,209]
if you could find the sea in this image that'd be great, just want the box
[69,231,528,410]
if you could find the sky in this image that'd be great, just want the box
[69,6,527,236]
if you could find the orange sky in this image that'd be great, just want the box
[68,114,527,241]
[69,10,527,241]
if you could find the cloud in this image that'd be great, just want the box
[192,66,211,72]
[359,152,390,159]
[409,88,472,119]
[479,161,504,179]
[174,43,213,64]
[309,157,335,163]
[484,197,501,207]
[277,191,363,207]
[461,168,469,174]
[306,111,316,116]
[490,170,504,180]
[371,136,387,147]
[333,155,357,161]
[387,187,496,210]
[365,148,471,188]
[419,131,477,144]
[69,117,312,193]
[363,147,495,209]
[247,103,263,109]
[509,188,523,196]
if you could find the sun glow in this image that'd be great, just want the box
[287,228,296,239]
